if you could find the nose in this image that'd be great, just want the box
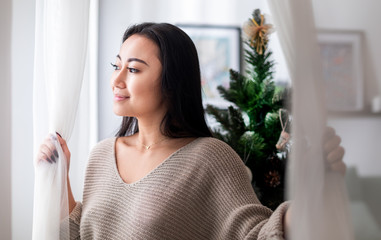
[111,70,126,89]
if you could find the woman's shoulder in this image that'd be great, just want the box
[190,137,239,155]
[185,137,243,166]
[185,137,251,189]
[88,137,116,159]
[96,137,116,146]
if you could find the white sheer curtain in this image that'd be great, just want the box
[32,0,90,239]
[268,0,354,239]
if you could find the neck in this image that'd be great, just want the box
[135,115,167,146]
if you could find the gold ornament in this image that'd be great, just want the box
[243,14,273,55]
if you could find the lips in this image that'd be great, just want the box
[114,93,129,101]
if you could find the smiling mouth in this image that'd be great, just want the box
[114,95,130,101]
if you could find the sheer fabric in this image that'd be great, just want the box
[32,0,90,239]
[268,0,354,239]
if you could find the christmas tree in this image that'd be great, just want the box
[206,9,290,210]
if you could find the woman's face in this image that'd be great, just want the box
[111,34,165,119]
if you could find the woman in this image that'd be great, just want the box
[38,23,345,239]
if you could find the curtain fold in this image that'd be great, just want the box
[267,0,354,239]
[32,0,90,239]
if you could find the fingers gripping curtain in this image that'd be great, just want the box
[267,0,354,239]
[32,0,89,239]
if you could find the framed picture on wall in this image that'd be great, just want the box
[317,30,364,112]
[177,24,241,108]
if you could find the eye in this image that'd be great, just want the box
[127,67,139,73]
[110,63,120,70]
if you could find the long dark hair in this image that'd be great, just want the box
[116,23,212,138]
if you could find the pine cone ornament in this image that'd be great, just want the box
[265,170,281,188]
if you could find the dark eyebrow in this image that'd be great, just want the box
[116,55,149,66]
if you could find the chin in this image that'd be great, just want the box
[113,107,129,117]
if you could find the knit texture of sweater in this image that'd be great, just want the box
[64,137,289,240]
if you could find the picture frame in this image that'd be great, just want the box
[317,30,364,112]
[177,24,241,108]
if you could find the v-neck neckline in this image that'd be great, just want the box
[112,137,201,187]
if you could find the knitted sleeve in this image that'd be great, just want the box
[199,138,289,240]
[60,201,82,240]
[69,202,82,239]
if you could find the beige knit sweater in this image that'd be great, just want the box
[64,137,289,240]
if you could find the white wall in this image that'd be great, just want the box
[11,0,35,238]
[313,0,381,107]
[0,1,13,239]
[312,0,381,176]
[328,116,381,176]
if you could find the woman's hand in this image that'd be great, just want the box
[36,133,76,213]
[323,127,346,175]
[36,132,71,172]
[283,127,346,239]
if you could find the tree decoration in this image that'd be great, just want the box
[206,9,291,210]
[243,9,274,55]
[275,109,290,151]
